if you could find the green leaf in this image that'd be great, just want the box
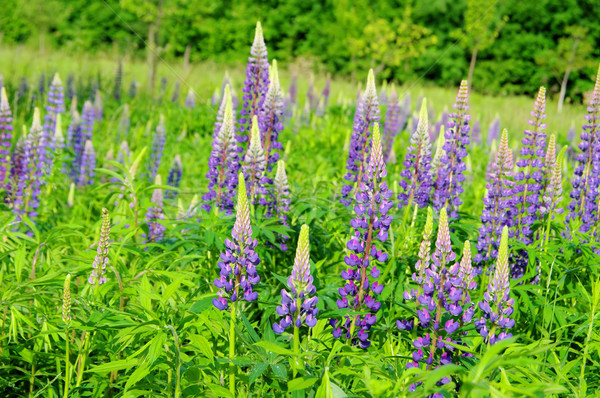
[88,358,138,373]
[189,297,214,314]
[207,383,234,398]
[288,377,319,391]
[249,362,268,384]
[188,334,214,364]
[254,341,294,357]
[271,363,287,378]
[125,362,151,390]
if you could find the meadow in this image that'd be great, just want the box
[0,22,599,398]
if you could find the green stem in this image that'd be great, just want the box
[293,325,300,377]
[63,329,70,398]
[579,279,599,395]
[228,301,237,394]
[76,331,93,386]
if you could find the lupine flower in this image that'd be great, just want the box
[129,80,138,98]
[431,127,446,176]
[271,160,291,250]
[62,274,72,323]
[159,77,168,103]
[66,74,75,101]
[178,194,200,222]
[566,122,576,162]
[38,73,47,98]
[242,115,267,205]
[144,174,166,243]
[213,173,261,310]
[113,60,123,100]
[77,140,96,187]
[567,65,600,234]
[203,91,240,214]
[541,150,564,218]
[259,60,284,173]
[397,98,433,211]
[0,87,13,185]
[54,114,65,151]
[398,208,476,393]
[185,88,195,109]
[475,129,514,264]
[7,131,34,223]
[44,73,65,153]
[474,226,515,344]
[17,77,29,102]
[331,123,392,348]
[72,101,95,181]
[340,69,380,206]
[433,80,471,220]
[511,87,547,244]
[239,22,270,141]
[166,154,183,199]
[321,75,331,108]
[171,82,180,103]
[541,134,556,196]
[88,208,111,286]
[382,85,400,162]
[306,76,316,111]
[273,224,318,333]
[148,114,166,180]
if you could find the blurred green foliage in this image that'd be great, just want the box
[1,0,599,99]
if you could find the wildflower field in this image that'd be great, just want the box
[1,20,600,398]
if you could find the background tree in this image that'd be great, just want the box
[536,26,595,113]
[453,0,507,91]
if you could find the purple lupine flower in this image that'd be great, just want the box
[259,60,284,173]
[321,75,331,108]
[213,84,231,136]
[211,87,219,107]
[66,74,75,102]
[66,111,81,176]
[511,87,547,243]
[7,134,34,223]
[72,101,95,181]
[88,208,111,286]
[17,77,29,102]
[306,76,316,111]
[213,173,261,310]
[0,87,13,185]
[398,208,476,393]
[567,66,600,234]
[272,160,291,250]
[433,80,471,220]
[340,69,380,206]
[239,22,270,141]
[566,122,576,162]
[184,88,195,109]
[166,154,183,199]
[331,124,392,348]
[288,74,298,107]
[148,114,166,181]
[487,116,501,146]
[242,115,267,205]
[77,140,96,187]
[382,85,400,162]
[474,226,515,344]
[171,82,180,103]
[144,174,166,243]
[475,129,514,264]
[203,91,240,214]
[44,73,65,152]
[113,61,123,101]
[397,98,433,211]
[273,224,318,333]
